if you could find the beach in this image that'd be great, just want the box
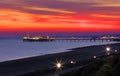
[0,43,120,76]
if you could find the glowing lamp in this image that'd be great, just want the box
[106,47,110,52]
[115,50,118,53]
[93,56,97,59]
[56,63,62,69]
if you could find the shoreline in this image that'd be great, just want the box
[0,39,118,63]
[0,43,120,76]
[1,42,119,63]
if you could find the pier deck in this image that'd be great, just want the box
[23,38,120,42]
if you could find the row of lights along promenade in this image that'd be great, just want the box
[54,46,119,76]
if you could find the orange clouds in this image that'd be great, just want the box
[0,10,32,22]
[0,9,120,32]
[24,7,76,14]
[91,14,120,19]
[59,0,120,7]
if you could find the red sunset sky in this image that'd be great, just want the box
[0,0,120,37]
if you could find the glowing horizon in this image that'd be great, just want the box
[0,0,120,37]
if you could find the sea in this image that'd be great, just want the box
[0,37,118,62]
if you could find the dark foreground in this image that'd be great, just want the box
[0,43,120,76]
[60,53,120,76]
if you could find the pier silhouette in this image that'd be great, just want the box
[23,35,120,42]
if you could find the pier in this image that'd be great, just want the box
[23,35,120,42]
[46,38,119,41]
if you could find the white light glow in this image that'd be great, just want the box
[93,56,97,59]
[106,47,110,52]
[56,63,62,69]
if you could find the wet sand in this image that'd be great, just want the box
[0,43,120,76]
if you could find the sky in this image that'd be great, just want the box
[0,0,120,37]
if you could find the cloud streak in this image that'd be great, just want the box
[24,7,76,14]
[91,14,120,19]
[59,0,120,7]
[0,0,120,34]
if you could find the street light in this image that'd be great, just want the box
[55,60,63,76]
[115,50,118,53]
[70,60,75,64]
[93,56,97,59]
[106,47,110,52]
[56,62,62,69]
[106,47,111,55]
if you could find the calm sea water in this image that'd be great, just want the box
[0,38,118,62]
